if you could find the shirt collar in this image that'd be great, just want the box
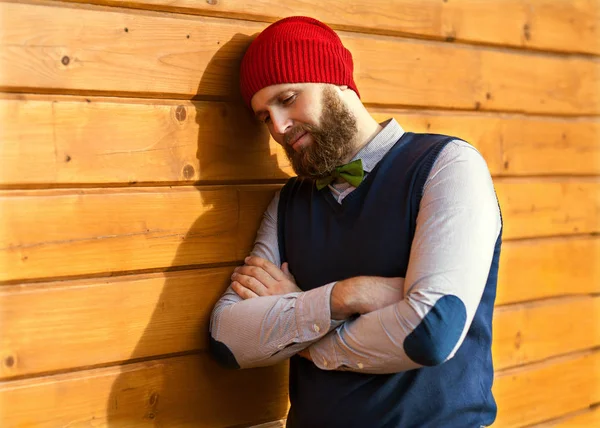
[350,118,405,173]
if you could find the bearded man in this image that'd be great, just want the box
[209,16,502,428]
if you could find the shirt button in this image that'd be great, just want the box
[312,324,320,333]
[277,344,285,349]
[322,358,328,367]
[357,362,364,369]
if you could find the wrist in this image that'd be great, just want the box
[330,279,357,320]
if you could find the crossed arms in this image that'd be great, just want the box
[209,141,502,374]
[229,257,406,362]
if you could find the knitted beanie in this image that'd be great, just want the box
[239,16,360,108]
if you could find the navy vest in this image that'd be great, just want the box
[278,133,501,428]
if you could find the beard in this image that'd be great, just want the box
[283,86,358,179]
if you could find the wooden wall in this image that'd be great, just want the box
[1,0,599,426]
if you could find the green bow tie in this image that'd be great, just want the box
[315,159,364,190]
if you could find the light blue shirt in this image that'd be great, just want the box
[210,118,501,372]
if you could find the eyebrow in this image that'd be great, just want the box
[254,89,295,118]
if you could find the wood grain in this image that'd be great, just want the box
[496,235,600,305]
[1,2,598,114]
[58,0,600,55]
[1,95,599,187]
[496,179,600,240]
[0,268,229,379]
[0,185,277,282]
[493,350,600,427]
[528,405,600,427]
[1,180,598,283]
[2,249,597,378]
[492,296,600,370]
[1,348,597,427]
[549,405,600,427]
[0,353,289,428]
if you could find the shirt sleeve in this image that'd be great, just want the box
[209,191,343,369]
[306,140,502,374]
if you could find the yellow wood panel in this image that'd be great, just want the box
[1,181,598,282]
[59,0,600,55]
[528,405,600,427]
[0,95,291,186]
[2,349,597,428]
[2,258,597,379]
[0,269,228,379]
[493,350,600,427]
[384,112,600,178]
[2,95,599,187]
[0,353,289,428]
[1,2,598,115]
[0,185,277,282]
[550,405,600,427]
[440,0,600,56]
[496,235,600,305]
[492,296,600,370]
[497,179,600,240]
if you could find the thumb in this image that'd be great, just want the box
[282,262,291,276]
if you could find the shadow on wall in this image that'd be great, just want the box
[106,33,289,427]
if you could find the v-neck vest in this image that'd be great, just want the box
[278,132,500,428]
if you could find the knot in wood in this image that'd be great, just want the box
[176,105,187,122]
[183,164,195,180]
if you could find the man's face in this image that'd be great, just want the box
[251,83,358,179]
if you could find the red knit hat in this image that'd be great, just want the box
[240,16,360,108]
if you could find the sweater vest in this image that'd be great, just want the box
[278,133,502,428]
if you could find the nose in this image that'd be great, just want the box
[270,110,293,136]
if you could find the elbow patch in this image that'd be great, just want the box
[403,295,466,366]
[209,336,240,369]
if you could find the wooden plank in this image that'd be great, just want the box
[2,259,597,379]
[2,95,599,187]
[496,235,600,305]
[1,349,597,428]
[549,405,600,427]
[496,179,600,240]
[0,353,289,428]
[1,180,598,283]
[0,95,292,186]
[528,405,600,427]
[59,0,600,55]
[0,269,228,379]
[492,296,600,371]
[0,185,278,282]
[387,111,600,178]
[493,350,600,427]
[1,2,598,115]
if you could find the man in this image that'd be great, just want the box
[209,16,502,428]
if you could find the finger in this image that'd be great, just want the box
[245,256,286,281]
[231,281,259,300]
[281,262,295,281]
[232,272,269,296]
[235,265,276,287]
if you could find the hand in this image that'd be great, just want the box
[331,276,405,319]
[231,256,301,300]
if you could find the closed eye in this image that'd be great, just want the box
[282,94,297,105]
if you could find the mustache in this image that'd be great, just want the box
[284,126,311,147]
